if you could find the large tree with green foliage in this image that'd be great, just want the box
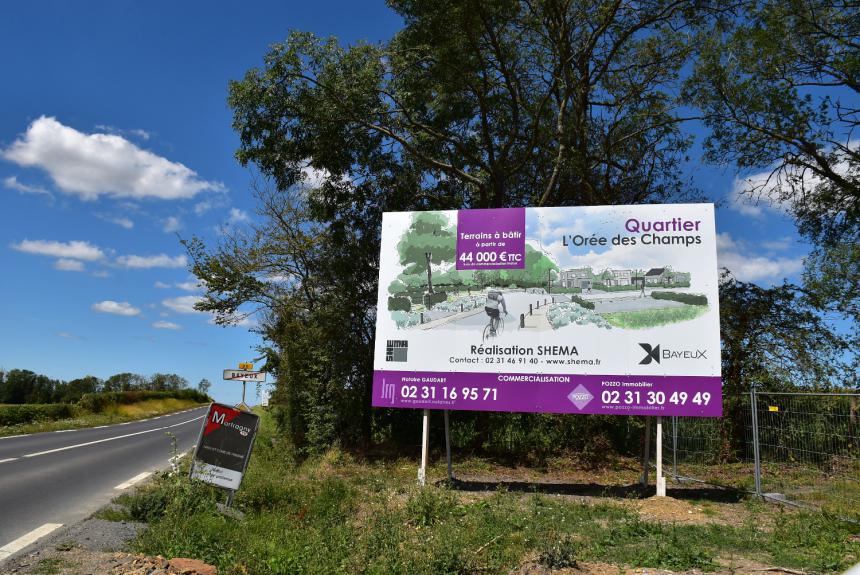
[687,0,859,362]
[396,211,456,294]
[189,1,720,453]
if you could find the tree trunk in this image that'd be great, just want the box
[426,252,434,294]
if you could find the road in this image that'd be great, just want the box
[0,406,209,563]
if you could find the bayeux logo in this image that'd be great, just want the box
[639,343,708,364]
[204,406,251,437]
[639,343,660,365]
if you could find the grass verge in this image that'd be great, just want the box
[0,398,206,437]
[602,304,708,329]
[105,409,859,574]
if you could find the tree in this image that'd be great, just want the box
[104,372,146,392]
[62,376,101,403]
[687,0,859,358]
[397,212,456,294]
[718,272,850,456]
[191,1,728,452]
[197,378,212,396]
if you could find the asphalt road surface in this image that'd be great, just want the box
[0,406,209,563]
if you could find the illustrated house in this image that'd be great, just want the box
[559,268,592,289]
[645,267,670,285]
[605,269,632,286]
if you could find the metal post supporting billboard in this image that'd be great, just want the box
[444,410,452,481]
[656,416,666,497]
[418,409,430,486]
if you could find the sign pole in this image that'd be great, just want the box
[242,381,247,405]
[656,416,666,497]
[444,410,452,482]
[418,409,430,486]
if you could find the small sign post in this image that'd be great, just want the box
[190,403,260,508]
[223,369,267,406]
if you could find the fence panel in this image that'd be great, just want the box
[660,391,860,517]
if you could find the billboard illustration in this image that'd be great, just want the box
[372,204,722,417]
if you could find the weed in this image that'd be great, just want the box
[538,535,579,569]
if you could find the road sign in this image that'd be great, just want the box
[261,389,270,407]
[190,403,259,490]
[238,362,254,370]
[223,369,266,382]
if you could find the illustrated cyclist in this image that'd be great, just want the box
[484,289,508,335]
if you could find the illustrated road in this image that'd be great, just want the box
[0,406,209,563]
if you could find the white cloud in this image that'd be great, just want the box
[54,258,85,271]
[92,300,141,316]
[2,116,224,201]
[97,214,134,229]
[163,216,181,233]
[12,239,104,261]
[56,331,83,340]
[162,295,204,314]
[92,270,110,278]
[194,200,213,215]
[175,280,201,291]
[717,232,804,283]
[115,254,187,269]
[152,320,182,330]
[3,175,50,196]
[729,140,858,218]
[154,281,171,288]
[761,236,793,251]
[228,208,250,224]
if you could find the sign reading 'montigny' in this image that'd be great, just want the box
[372,204,722,417]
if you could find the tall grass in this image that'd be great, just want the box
[113,410,860,574]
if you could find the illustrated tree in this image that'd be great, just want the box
[396,212,456,294]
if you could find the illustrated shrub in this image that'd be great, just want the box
[423,290,448,308]
[547,302,610,330]
[391,310,421,329]
[651,291,708,306]
[387,296,412,312]
[570,295,595,309]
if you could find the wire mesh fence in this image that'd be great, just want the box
[660,390,860,517]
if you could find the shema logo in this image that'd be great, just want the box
[639,343,661,364]
[204,406,250,437]
[567,384,593,410]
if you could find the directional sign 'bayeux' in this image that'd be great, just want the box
[222,369,266,382]
[190,403,260,490]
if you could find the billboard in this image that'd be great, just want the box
[190,403,260,490]
[372,204,722,417]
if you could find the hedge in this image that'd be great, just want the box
[423,290,447,308]
[388,296,412,312]
[0,403,73,426]
[651,291,708,306]
[570,295,596,310]
[79,389,210,413]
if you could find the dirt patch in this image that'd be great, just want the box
[3,549,217,575]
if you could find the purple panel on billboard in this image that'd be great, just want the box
[456,208,526,270]
[373,370,722,417]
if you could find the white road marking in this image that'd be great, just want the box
[22,416,204,459]
[0,523,63,560]
[53,429,73,433]
[0,458,18,464]
[114,471,152,490]
[93,425,108,429]
[0,435,26,440]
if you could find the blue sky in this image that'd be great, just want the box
[0,1,811,404]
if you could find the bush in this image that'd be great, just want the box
[387,296,412,311]
[570,295,595,309]
[539,535,579,569]
[423,290,447,308]
[0,403,73,426]
[651,291,708,306]
[79,389,210,413]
